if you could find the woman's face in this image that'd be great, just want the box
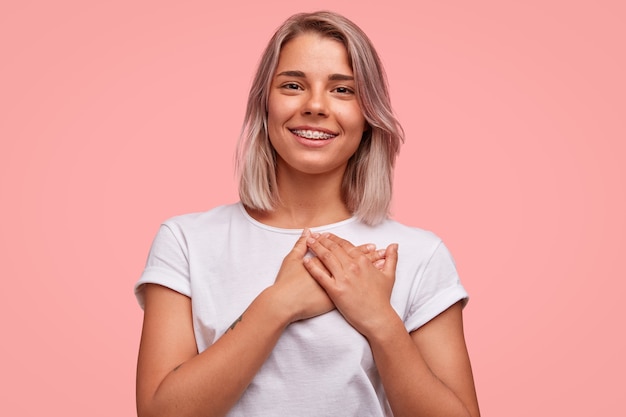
[267,32,366,179]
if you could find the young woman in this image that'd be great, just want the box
[135,11,480,417]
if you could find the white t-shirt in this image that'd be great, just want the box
[135,202,468,416]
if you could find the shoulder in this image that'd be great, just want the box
[161,202,244,235]
[341,218,448,268]
[364,219,460,275]
[371,218,443,252]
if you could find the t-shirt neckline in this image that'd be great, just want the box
[237,202,358,235]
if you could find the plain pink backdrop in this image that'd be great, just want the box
[1,0,624,415]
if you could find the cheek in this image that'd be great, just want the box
[267,100,279,128]
[267,100,296,133]
[341,104,366,132]
[347,115,367,137]
[267,92,283,119]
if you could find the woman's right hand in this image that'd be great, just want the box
[272,229,334,322]
[272,229,387,323]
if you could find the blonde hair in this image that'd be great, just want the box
[236,11,404,225]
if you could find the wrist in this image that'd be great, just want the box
[359,306,404,343]
[257,286,297,328]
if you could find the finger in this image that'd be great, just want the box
[355,243,376,255]
[289,228,311,259]
[306,234,344,274]
[353,243,387,266]
[314,233,356,266]
[373,248,387,270]
[366,248,387,265]
[382,243,399,276]
[373,259,385,270]
[324,233,363,259]
[303,256,335,290]
[303,255,331,277]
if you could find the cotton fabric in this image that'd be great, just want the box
[135,202,468,416]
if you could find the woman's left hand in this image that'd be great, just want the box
[304,233,399,338]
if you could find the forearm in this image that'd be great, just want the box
[139,288,289,417]
[367,314,474,417]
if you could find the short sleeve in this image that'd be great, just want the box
[134,223,192,309]
[404,241,468,332]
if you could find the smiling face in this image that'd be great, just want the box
[267,32,366,179]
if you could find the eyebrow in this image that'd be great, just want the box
[276,70,354,81]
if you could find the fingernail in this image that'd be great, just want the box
[301,227,310,236]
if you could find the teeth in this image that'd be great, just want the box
[291,129,336,140]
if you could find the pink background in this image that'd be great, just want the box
[1,0,624,415]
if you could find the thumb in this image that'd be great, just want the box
[382,243,399,276]
[289,228,311,259]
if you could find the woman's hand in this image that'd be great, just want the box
[272,229,334,322]
[272,230,388,324]
[303,233,399,338]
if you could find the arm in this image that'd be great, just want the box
[367,302,480,417]
[136,230,386,417]
[136,283,290,417]
[136,230,330,417]
[304,233,480,417]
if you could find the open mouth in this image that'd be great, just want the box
[290,129,338,140]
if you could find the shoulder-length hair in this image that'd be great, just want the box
[236,11,404,225]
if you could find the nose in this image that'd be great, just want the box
[302,88,328,117]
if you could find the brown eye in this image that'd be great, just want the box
[283,83,302,90]
[334,86,354,94]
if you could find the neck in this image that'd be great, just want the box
[247,166,352,229]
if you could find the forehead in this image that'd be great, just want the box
[275,33,352,73]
